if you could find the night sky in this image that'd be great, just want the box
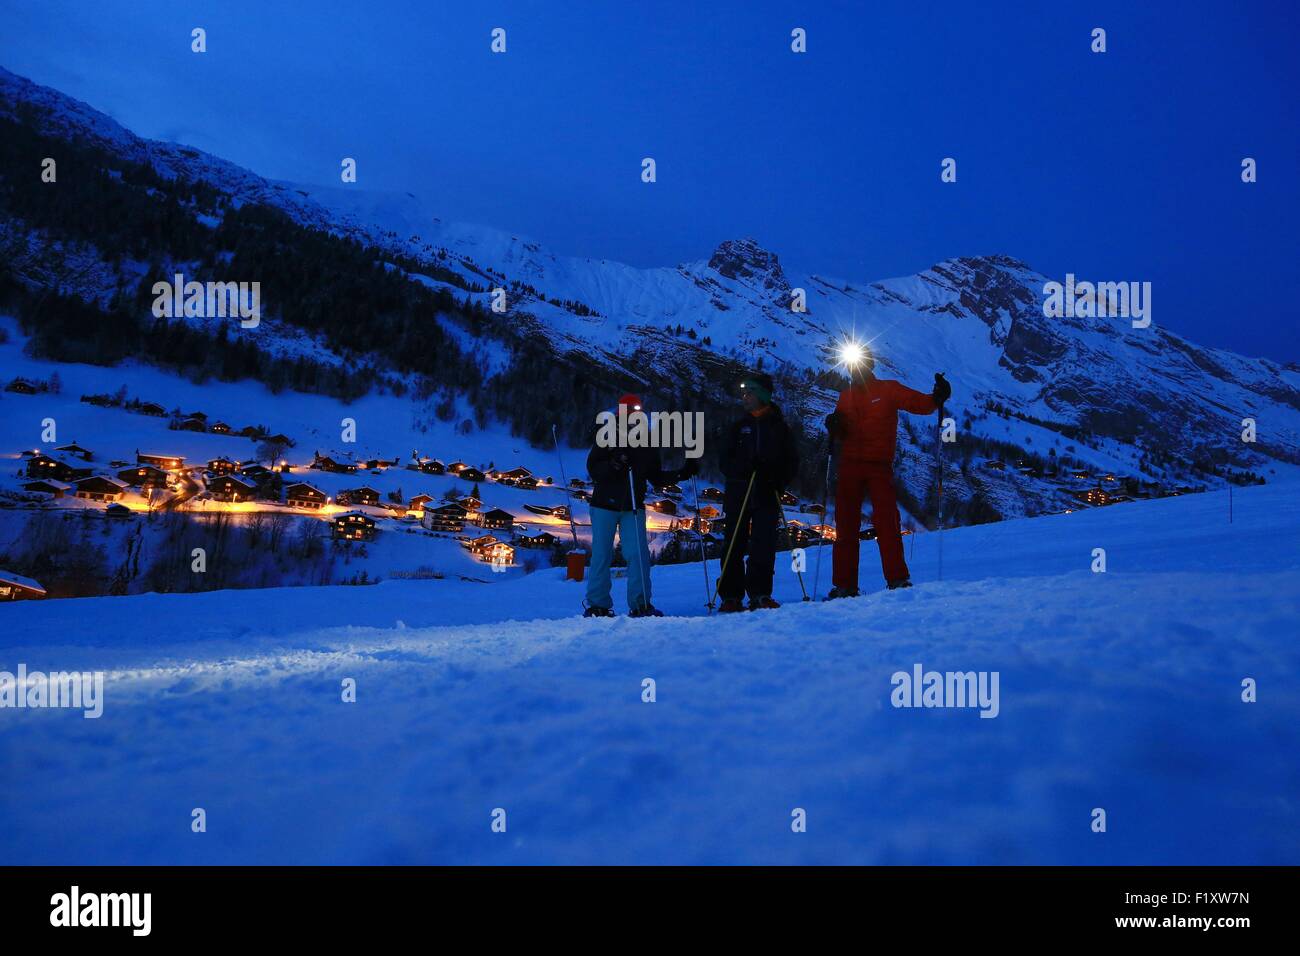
[2,0,1296,361]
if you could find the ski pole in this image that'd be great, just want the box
[550,424,582,549]
[713,471,756,606]
[691,474,715,612]
[773,489,809,601]
[811,440,832,601]
[933,375,947,581]
[627,466,653,612]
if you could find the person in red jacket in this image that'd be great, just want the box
[824,354,951,597]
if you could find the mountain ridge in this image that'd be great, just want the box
[2,63,1298,527]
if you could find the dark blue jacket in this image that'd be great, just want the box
[720,404,800,491]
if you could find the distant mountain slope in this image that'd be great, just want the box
[2,63,1298,527]
[315,181,1300,475]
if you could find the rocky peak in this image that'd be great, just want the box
[707,238,788,291]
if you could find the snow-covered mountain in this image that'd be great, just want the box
[3,64,1299,524]
[308,182,1300,481]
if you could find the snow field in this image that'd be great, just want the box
[1,483,1296,864]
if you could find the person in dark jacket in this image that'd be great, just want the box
[716,373,800,611]
[824,354,951,597]
[584,393,698,617]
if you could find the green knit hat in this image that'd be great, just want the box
[739,373,773,405]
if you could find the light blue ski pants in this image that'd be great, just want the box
[587,505,652,612]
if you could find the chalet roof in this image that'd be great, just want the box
[138,452,185,461]
[480,508,514,519]
[285,482,326,495]
[0,569,46,594]
[334,510,375,522]
[214,474,257,487]
[76,475,127,489]
[31,453,82,468]
[24,479,72,490]
[343,486,381,495]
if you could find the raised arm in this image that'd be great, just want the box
[891,380,939,416]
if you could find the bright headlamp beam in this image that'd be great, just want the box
[838,341,866,367]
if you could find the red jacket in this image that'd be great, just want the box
[834,378,937,463]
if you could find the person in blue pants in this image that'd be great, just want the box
[583,393,697,617]
[585,505,653,615]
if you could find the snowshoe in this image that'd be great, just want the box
[718,598,746,613]
[627,604,664,618]
[824,586,859,601]
[886,579,913,590]
[749,596,781,611]
[583,604,616,618]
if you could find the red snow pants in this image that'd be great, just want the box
[832,459,909,589]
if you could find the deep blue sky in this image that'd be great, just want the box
[2,0,1297,361]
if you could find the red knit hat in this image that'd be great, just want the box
[618,393,644,410]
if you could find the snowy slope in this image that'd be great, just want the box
[4,62,1298,505]
[1,483,1296,864]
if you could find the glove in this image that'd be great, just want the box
[932,373,951,407]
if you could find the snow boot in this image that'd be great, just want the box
[628,604,664,618]
[886,579,913,590]
[824,586,859,601]
[583,604,615,618]
[749,596,781,611]
[718,598,746,613]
